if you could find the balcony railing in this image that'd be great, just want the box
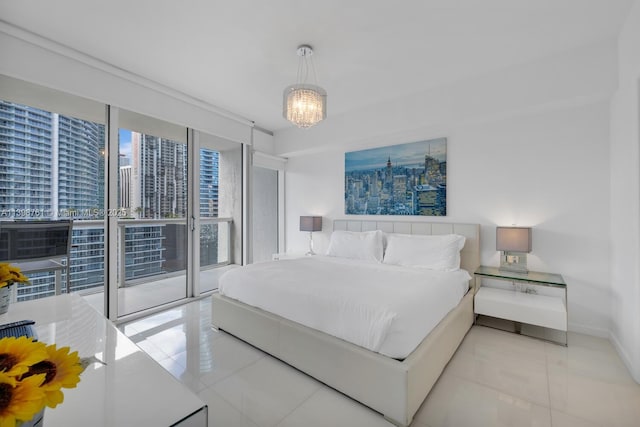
[117,217,231,286]
[14,217,232,302]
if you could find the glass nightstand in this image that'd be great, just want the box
[474,265,566,288]
[474,266,567,345]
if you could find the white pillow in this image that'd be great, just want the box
[326,230,384,262]
[382,233,466,271]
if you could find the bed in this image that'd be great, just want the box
[211,220,480,426]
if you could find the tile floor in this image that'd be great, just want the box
[83,265,237,316]
[119,298,640,427]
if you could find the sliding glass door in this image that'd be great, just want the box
[115,110,189,316]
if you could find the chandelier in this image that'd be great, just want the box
[283,45,327,128]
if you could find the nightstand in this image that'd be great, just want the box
[474,265,567,345]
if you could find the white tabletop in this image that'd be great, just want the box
[1,294,207,426]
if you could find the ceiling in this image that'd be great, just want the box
[0,0,634,132]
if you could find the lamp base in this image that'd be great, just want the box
[499,252,528,273]
[306,232,316,256]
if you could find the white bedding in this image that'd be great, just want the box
[218,256,470,359]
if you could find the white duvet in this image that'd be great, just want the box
[218,256,470,359]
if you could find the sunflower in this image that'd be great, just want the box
[0,371,46,427]
[0,264,10,280]
[22,344,82,409]
[0,337,46,378]
[0,263,29,288]
[0,264,11,289]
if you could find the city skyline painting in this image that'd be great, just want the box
[345,138,447,216]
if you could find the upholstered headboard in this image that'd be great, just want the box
[333,220,480,282]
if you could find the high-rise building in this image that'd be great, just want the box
[200,149,219,218]
[123,131,189,279]
[120,164,132,214]
[199,149,220,266]
[1,100,222,298]
[56,114,102,215]
[132,134,187,218]
[0,102,53,212]
[0,101,105,299]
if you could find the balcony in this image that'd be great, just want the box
[82,263,237,316]
[11,217,234,317]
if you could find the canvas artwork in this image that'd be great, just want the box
[345,137,447,216]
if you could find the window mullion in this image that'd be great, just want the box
[187,129,199,296]
[105,105,120,321]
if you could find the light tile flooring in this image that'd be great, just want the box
[119,298,640,427]
[83,265,237,316]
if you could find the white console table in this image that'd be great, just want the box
[0,294,207,426]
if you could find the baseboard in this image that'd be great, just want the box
[609,331,640,384]
[557,323,639,384]
[567,321,609,338]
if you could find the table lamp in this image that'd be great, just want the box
[496,226,532,273]
[300,216,322,256]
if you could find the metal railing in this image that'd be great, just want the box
[199,217,232,269]
[15,218,233,301]
[117,217,232,286]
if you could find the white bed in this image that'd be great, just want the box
[219,255,471,359]
[212,220,480,426]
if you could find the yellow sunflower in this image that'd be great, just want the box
[0,263,29,288]
[0,371,46,427]
[0,264,11,289]
[0,337,46,378]
[22,344,82,409]
[0,264,10,279]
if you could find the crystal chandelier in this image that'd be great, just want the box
[283,45,327,128]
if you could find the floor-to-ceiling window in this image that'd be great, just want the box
[1,76,245,319]
[0,98,106,303]
[116,109,189,316]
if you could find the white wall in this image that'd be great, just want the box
[279,41,616,337]
[610,0,640,382]
[275,39,617,157]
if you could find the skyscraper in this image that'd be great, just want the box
[200,149,219,218]
[122,131,189,278]
[0,100,105,299]
[1,100,222,299]
[0,102,53,212]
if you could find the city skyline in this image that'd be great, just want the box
[345,138,446,172]
[0,100,221,300]
[345,138,447,216]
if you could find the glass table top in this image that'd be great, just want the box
[474,265,566,288]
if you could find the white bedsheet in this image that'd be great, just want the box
[218,256,470,359]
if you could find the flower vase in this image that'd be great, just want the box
[19,409,44,427]
[0,285,11,314]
